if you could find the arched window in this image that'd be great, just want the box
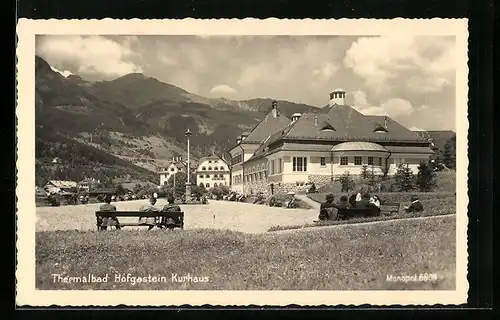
[213,183,218,187]
[202,166,206,171]
[199,175,204,179]
[208,167,212,171]
[220,166,225,171]
[206,183,210,188]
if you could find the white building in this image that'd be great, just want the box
[196,154,230,189]
[43,180,78,194]
[159,157,186,186]
[228,89,434,195]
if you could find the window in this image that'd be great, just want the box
[271,160,275,175]
[209,160,212,163]
[320,157,326,166]
[199,175,204,179]
[354,156,362,165]
[378,157,383,166]
[368,157,374,165]
[206,174,210,178]
[214,160,218,163]
[340,157,348,165]
[293,157,307,172]
[213,183,218,187]
[202,166,206,171]
[170,168,175,172]
[278,158,282,173]
[220,166,224,171]
[208,167,212,171]
[206,183,210,188]
[259,172,263,180]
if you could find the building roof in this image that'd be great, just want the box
[45,180,77,188]
[331,142,390,153]
[276,106,427,143]
[384,146,435,154]
[241,110,291,144]
[197,154,229,166]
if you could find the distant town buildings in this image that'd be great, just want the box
[43,180,78,194]
[228,88,434,195]
[159,157,187,186]
[196,154,230,189]
[77,178,101,191]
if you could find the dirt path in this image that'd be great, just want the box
[36,199,318,234]
[296,194,320,209]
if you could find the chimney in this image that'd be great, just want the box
[241,132,250,141]
[314,116,318,126]
[329,88,346,107]
[291,113,301,123]
[271,100,278,118]
[236,135,242,144]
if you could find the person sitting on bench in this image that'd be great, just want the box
[318,193,342,221]
[356,193,377,209]
[370,195,381,207]
[162,195,182,230]
[404,195,424,213]
[348,193,357,207]
[99,195,121,230]
[139,197,160,231]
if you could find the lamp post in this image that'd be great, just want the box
[185,129,192,201]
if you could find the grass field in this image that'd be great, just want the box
[36,214,455,291]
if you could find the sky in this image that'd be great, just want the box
[36,35,457,131]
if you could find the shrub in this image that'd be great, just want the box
[394,163,414,192]
[416,161,437,192]
[338,172,355,192]
[308,183,317,194]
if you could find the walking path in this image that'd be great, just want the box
[270,213,456,234]
[296,194,320,209]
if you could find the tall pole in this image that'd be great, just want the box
[185,129,192,201]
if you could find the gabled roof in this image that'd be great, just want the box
[241,110,291,144]
[45,180,78,188]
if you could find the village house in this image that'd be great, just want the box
[196,154,230,189]
[158,157,188,186]
[77,178,100,191]
[43,180,78,194]
[228,88,434,196]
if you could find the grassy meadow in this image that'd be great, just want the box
[36,214,455,291]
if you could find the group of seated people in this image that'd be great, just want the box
[318,192,424,221]
[98,194,182,231]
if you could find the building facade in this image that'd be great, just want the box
[158,157,187,186]
[228,89,434,196]
[43,180,78,194]
[196,154,230,189]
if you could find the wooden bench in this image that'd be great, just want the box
[337,207,381,220]
[379,203,400,216]
[95,211,184,230]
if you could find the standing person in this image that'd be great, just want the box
[98,195,121,230]
[139,197,160,231]
[162,195,182,230]
[404,195,424,213]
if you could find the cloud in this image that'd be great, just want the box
[37,35,143,78]
[352,90,369,106]
[379,98,414,117]
[312,62,339,80]
[50,65,72,78]
[352,96,414,118]
[409,126,426,131]
[343,36,455,97]
[210,84,238,96]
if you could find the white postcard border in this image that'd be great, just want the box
[16,18,469,306]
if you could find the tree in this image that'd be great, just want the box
[441,135,456,170]
[394,163,414,192]
[166,171,197,196]
[360,163,369,179]
[115,184,126,195]
[416,161,437,192]
[338,172,354,192]
[368,164,377,186]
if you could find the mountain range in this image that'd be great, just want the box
[34,55,320,185]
